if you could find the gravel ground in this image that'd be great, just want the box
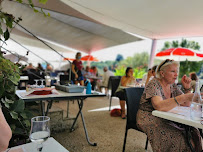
[52,96,152,152]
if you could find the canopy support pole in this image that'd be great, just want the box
[148,39,157,68]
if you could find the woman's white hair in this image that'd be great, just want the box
[156,60,179,79]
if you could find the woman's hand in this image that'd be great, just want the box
[181,75,191,90]
[75,73,78,79]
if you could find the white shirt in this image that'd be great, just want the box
[102,70,114,87]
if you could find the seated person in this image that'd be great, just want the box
[0,106,12,151]
[137,59,202,152]
[115,67,135,119]
[90,66,99,90]
[145,65,157,85]
[36,63,44,72]
[83,66,92,80]
[98,67,114,93]
[189,72,198,93]
[23,63,35,72]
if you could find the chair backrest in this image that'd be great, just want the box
[59,74,69,85]
[124,87,144,130]
[200,84,203,92]
[109,76,121,97]
[28,71,45,85]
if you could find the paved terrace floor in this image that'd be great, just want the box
[51,96,153,152]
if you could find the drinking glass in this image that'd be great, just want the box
[40,79,45,88]
[30,116,50,151]
[34,79,39,88]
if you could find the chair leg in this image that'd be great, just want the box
[109,97,112,111]
[122,128,128,152]
[145,137,148,150]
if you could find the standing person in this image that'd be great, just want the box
[137,59,202,152]
[71,52,84,86]
[0,107,12,151]
[115,67,135,119]
[189,72,198,93]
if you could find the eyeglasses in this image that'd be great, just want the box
[158,59,173,71]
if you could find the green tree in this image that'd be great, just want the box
[119,52,149,69]
[159,39,203,79]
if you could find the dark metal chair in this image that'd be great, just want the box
[108,76,121,111]
[123,87,148,152]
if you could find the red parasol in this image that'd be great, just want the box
[156,48,203,61]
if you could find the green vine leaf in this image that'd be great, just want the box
[4,102,10,108]
[24,120,30,127]
[10,111,18,119]
[3,28,10,41]
[4,97,14,104]
[20,112,27,119]
[12,99,25,113]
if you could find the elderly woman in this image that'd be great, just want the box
[137,59,202,152]
[116,67,135,119]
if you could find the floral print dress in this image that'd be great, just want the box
[136,78,202,152]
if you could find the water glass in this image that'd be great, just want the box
[30,116,50,151]
[190,102,202,121]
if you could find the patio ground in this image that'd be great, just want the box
[50,96,153,152]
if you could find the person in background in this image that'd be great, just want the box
[36,63,44,72]
[189,72,198,93]
[83,66,92,80]
[90,66,99,90]
[141,68,151,85]
[0,107,12,151]
[145,65,157,85]
[46,63,53,72]
[137,59,202,152]
[23,63,35,71]
[98,67,114,93]
[115,67,135,119]
[71,52,84,86]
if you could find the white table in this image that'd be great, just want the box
[8,137,68,152]
[16,89,105,146]
[152,106,203,129]
[152,106,203,152]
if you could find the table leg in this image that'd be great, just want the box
[45,100,53,116]
[40,101,45,116]
[70,99,97,146]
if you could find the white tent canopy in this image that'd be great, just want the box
[1,0,141,55]
[62,0,203,39]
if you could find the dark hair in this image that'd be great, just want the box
[125,67,133,77]
[190,72,198,81]
[152,65,157,72]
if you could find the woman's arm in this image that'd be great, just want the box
[151,93,193,111]
[0,109,12,151]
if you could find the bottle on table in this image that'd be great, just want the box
[86,79,92,94]
[190,80,202,121]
